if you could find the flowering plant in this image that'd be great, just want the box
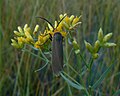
[11,13,116,95]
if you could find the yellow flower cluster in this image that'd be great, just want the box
[11,14,81,49]
[59,13,82,30]
[11,24,36,48]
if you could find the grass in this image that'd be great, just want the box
[0,0,120,95]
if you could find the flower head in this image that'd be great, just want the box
[59,13,82,30]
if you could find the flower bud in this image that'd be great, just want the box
[104,42,116,47]
[84,40,93,53]
[72,38,80,54]
[47,23,54,31]
[33,25,39,35]
[14,31,21,36]
[94,40,100,53]
[11,39,17,44]
[98,28,103,42]
[103,33,112,43]
[24,24,28,30]
[69,15,74,22]
[34,25,39,32]
[75,50,80,54]
[11,39,20,48]
[18,26,23,34]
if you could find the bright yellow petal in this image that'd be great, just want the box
[72,17,79,25]
[64,16,70,24]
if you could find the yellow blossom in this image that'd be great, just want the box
[34,41,41,49]
[24,31,34,42]
[59,14,82,30]
[38,34,50,45]
[72,16,80,25]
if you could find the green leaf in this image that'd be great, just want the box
[34,61,48,72]
[22,48,46,61]
[60,72,85,90]
[92,63,114,89]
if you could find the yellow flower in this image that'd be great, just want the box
[48,30,67,38]
[17,37,24,46]
[59,14,82,30]
[24,31,34,43]
[64,16,71,25]
[34,41,41,49]
[69,16,82,29]
[72,16,80,25]
[38,33,50,45]
[34,33,51,49]
[47,20,67,38]
[11,24,39,48]
[47,20,63,31]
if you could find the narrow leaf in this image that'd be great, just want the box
[60,72,85,90]
[92,63,114,89]
[35,61,48,72]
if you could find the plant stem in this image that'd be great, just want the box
[79,52,89,68]
[88,58,94,95]
[65,37,72,96]
[12,50,25,96]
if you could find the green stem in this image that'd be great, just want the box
[79,52,89,68]
[12,50,25,96]
[65,37,72,96]
[88,58,94,95]
[39,49,49,62]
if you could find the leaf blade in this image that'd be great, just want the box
[92,63,114,89]
[60,72,85,90]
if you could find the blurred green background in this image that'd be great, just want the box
[0,0,120,95]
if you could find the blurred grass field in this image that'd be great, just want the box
[0,0,120,96]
